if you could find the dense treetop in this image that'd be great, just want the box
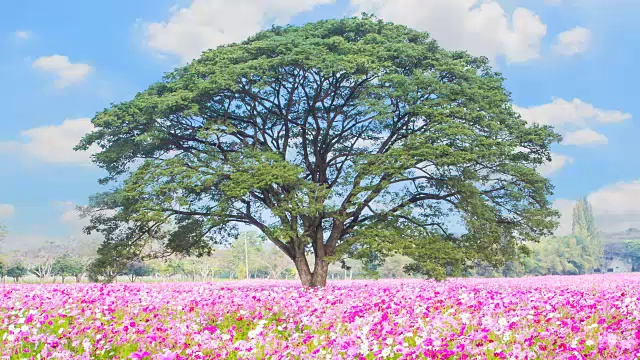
[78,15,560,286]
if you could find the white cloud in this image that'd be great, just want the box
[587,181,640,232]
[15,30,30,40]
[32,55,93,88]
[60,208,83,226]
[538,153,573,176]
[0,204,15,218]
[544,0,608,6]
[58,201,115,229]
[58,202,90,232]
[1,234,66,252]
[561,128,608,146]
[350,0,547,63]
[145,0,335,62]
[555,180,640,233]
[553,26,592,56]
[0,118,98,166]
[0,203,103,252]
[514,97,631,128]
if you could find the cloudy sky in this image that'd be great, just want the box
[1,0,639,248]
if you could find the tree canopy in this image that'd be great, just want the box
[77,15,560,287]
[52,253,84,283]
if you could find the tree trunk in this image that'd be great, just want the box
[294,255,313,287]
[311,257,329,287]
[293,253,330,287]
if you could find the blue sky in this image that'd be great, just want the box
[1,0,639,249]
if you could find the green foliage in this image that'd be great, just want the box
[52,254,85,283]
[229,232,267,279]
[0,260,7,281]
[6,263,28,282]
[77,16,560,285]
[87,245,124,283]
[469,198,605,277]
[122,261,155,282]
[521,236,586,275]
[572,197,596,238]
[622,240,640,271]
[571,197,603,269]
[158,258,196,278]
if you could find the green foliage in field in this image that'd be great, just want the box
[77,15,560,286]
[5,263,28,283]
[52,254,85,283]
[622,240,640,271]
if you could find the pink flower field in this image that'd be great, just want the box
[1,274,640,359]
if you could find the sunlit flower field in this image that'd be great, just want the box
[1,274,640,359]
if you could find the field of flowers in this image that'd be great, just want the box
[1,274,640,359]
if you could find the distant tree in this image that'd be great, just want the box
[572,198,596,238]
[183,251,237,280]
[501,261,526,277]
[123,261,154,282]
[259,244,295,279]
[202,257,221,280]
[181,258,205,281]
[229,232,266,279]
[162,259,187,279]
[521,236,587,276]
[215,250,238,279]
[0,258,7,284]
[6,263,28,283]
[66,237,101,282]
[79,201,177,283]
[30,261,53,284]
[52,254,84,283]
[571,197,603,271]
[0,223,8,283]
[170,257,215,281]
[77,16,560,287]
[623,240,640,271]
[26,243,62,284]
[209,250,234,279]
[87,245,123,283]
[338,258,363,280]
[380,255,415,278]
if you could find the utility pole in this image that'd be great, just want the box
[244,234,250,280]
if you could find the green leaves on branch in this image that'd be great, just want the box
[77,15,561,284]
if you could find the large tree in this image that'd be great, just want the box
[77,16,559,287]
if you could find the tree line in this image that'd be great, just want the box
[0,231,416,284]
[470,198,640,277]
[1,198,637,284]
